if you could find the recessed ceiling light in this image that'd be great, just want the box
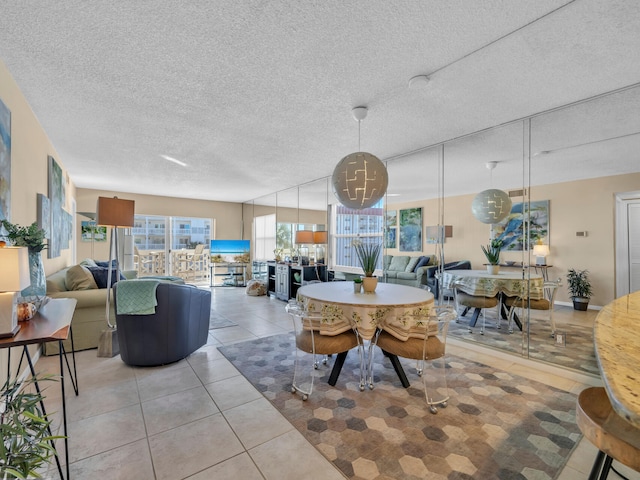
[160,154,187,167]
[386,193,400,197]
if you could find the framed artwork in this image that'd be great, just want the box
[399,207,422,251]
[493,200,550,251]
[426,225,452,244]
[384,227,396,248]
[385,210,397,229]
[37,193,51,238]
[81,221,107,242]
[61,210,72,249]
[0,97,10,222]
[47,155,64,258]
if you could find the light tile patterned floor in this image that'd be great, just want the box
[32,287,639,479]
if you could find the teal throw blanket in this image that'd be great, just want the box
[116,279,160,315]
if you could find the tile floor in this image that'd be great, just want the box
[33,287,639,479]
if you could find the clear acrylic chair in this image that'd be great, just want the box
[452,280,499,334]
[371,305,456,413]
[504,278,562,335]
[285,302,364,400]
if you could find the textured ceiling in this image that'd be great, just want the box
[1,0,639,205]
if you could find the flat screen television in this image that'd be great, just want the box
[210,239,250,262]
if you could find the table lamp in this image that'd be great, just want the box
[294,230,313,265]
[532,243,550,266]
[313,231,328,264]
[0,246,31,337]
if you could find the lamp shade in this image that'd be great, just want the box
[533,244,550,256]
[313,231,328,244]
[471,189,512,224]
[96,196,135,227]
[0,247,31,292]
[332,152,388,209]
[295,230,314,244]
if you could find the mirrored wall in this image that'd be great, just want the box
[245,83,640,376]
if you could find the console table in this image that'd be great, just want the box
[0,297,78,480]
[209,262,247,287]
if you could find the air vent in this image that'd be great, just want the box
[508,189,527,197]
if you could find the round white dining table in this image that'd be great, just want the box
[296,281,434,341]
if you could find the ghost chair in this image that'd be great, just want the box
[503,279,562,336]
[285,302,364,400]
[452,281,500,334]
[371,305,456,413]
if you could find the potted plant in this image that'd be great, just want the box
[0,375,62,479]
[566,268,592,311]
[353,277,363,293]
[1,221,48,301]
[481,239,503,275]
[353,240,382,293]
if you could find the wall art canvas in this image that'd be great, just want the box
[37,193,51,238]
[426,225,447,244]
[0,98,10,222]
[493,200,550,251]
[81,221,107,242]
[61,209,72,249]
[385,210,397,228]
[384,227,396,248]
[399,207,422,252]
[48,155,64,258]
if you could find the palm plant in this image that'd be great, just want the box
[353,240,382,277]
[481,239,503,265]
[566,268,592,298]
[1,221,47,253]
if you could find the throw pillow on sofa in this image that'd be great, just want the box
[405,257,421,272]
[87,266,126,288]
[66,265,98,290]
[414,256,432,270]
[388,256,410,272]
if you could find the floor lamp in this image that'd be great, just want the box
[96,196,135,357]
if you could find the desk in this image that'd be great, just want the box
[296,282,434,341]
[442,269,544,330]
[0,298,78,479]
[594,290,640,428]
[500,263,554,282]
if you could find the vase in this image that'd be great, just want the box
[362,276,378,293]
[486,264,500,275]
[20,250,47,301]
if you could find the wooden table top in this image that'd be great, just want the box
[0,297,77,349]
[594,290,640,428]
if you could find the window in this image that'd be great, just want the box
[330,200,384,273]
[254,214,276,260]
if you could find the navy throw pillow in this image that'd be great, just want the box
[414,256,431,271]
[87,266,125,289]
[95,260,117,268]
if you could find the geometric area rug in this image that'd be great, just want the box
[219,334,581,480]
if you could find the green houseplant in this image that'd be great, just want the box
[0,376,62,479]
[0,221,48,300]
[566,268,592,311]
[481,239,503,274]
[353,240,382,293]
[0,221,47,253]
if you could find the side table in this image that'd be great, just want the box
[0,297,79,480]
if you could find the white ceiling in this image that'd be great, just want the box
[1,0,639,205]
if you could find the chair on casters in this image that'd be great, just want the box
[285,302,364,400]
[453,281,499,334]
[576,387,640,480]
[503,278,561,335]
[371,305,456,413]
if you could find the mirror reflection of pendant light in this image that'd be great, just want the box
[332,106,388,210]
[471,161,512,224]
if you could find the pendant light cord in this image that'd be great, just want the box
[358,119,361,151]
